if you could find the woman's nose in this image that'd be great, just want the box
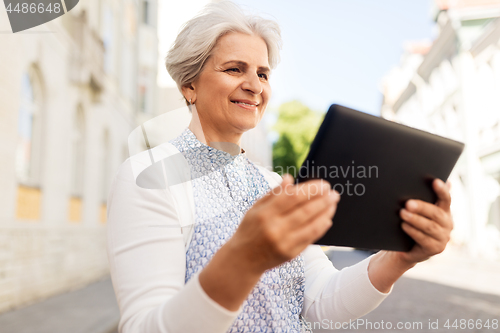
[241,73,263,94]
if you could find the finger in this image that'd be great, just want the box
[290,209,335,248]
[286,190,340,229]
[400,208,446,242]
[433,178,451,212]
[401,222,445,255]
[405,200,450,228]
[262,173,294,200]
[282,173,294,184]
[271,178,331,215]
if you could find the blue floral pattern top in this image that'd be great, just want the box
[170,128,308,333]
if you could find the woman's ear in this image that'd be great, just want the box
[181,83,196,104]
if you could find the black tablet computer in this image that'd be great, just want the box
[296,104,465,251]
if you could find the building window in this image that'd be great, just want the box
[101,129,110,202]
[15,67,44,221]
[68,105,86,223]
[139,84,147,113]
[71,105,85,197]
[142,0,149,25]
[488,176,500,232]
[101,4,116,75]
[16,69,43,185]
[100,129,110,224]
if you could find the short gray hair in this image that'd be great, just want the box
[165,1,282,104]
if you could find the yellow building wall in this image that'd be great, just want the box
[16,185,41,221]
[68,197,82,223]
[100,203,107,224]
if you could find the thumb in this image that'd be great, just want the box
[265,173,294,199]
[281,173,294,186]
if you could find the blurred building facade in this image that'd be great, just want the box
[0,0,159,312]
[381,0,500,259]
[0,0,272,314]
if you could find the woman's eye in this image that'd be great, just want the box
[226,68,240,73]
[258,73,268,80]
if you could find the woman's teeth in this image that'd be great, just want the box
[233,101,256,107]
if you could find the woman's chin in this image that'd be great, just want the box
[230,112,260,128]
[231,118,259,132]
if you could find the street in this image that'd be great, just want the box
[1,248,499,333]
[314,249,500,333]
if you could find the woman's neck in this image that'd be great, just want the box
[188,112,243,156]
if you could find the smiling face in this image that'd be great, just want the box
[183,32,271,140]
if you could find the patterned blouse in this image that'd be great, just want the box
[170,128,310,333]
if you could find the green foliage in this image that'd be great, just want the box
[272,133,298,178]
[272,100,323,177]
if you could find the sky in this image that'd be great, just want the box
[158,0,436,116]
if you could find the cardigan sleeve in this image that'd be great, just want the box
[301,245,392,325]
[106,159,242,333]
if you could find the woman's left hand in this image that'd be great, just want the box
[396,178,454,265]
[367,178,454,293]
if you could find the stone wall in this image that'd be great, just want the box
[0,226,109,313]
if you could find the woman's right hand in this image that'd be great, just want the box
[228,173,340,274]
[198,174,340,311]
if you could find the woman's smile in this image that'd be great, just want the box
[231,99,260,111]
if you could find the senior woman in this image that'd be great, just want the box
[106,2,454,332]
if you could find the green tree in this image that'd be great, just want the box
[272,133,298,178]
[272,100,323,177]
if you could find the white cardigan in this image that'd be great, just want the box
[106,142,392,333]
